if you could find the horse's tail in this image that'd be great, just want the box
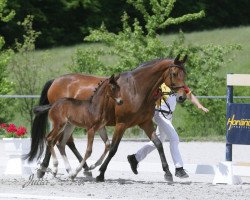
[23,79,54,162]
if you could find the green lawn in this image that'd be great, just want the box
[32,26,250,80]
[161,26,250,74]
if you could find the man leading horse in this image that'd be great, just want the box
[25,54,188,182]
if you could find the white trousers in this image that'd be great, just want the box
[135,111,183,168]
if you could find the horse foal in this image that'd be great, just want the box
[35,75,122,179]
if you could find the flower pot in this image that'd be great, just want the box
[3,138,30,156]
[3,138,33,176]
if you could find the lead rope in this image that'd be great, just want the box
[155,91,175,120]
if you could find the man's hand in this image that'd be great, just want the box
[198,105,209,113]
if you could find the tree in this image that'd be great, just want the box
[70,0,205,74]
[9,15,49,127]
[0,0,15,123]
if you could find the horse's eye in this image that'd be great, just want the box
[172,73,177,77]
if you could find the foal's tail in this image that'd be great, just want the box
[23,79,54,162]
[33,105,52,115]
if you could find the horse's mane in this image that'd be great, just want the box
[132,57,186,74]
[89,78,108,103]
[138,58,167,68]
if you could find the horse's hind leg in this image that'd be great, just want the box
[89,127,110,170]
[66,136,90,171]
[70,128,95,180]
[57,123,75,175]
[37,121,53,178]
[139,120,173,182]
[37,147,51,178]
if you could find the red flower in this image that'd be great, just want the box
[16,126,27,136]
[6,124,17,133]
[0,123,7,128]
[1,123,27,137]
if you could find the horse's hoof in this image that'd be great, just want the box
[52,170,58,177]
[96,175,105,182]
[89,164,96,170]
[83,166,90,171]
[164,172,173,183]
[37,170,45,179]
[83,170,93,177]
[69,173,76,180]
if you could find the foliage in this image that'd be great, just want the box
[0,0,15,22]
[9,15,50,127]
[0,123,27,138]
[1,0,102,48]
[71,0,205,75]
[169,32,241,137]
[1,0,250,48]
[69,47,106,75]
[0,0,15,123]
[70,0,241,137]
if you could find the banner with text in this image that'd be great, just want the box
[226,103,250,144]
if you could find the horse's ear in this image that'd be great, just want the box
[174,54,180,64]
[114,74,120,81]
[182,55,188,63]
[109,74,116,84]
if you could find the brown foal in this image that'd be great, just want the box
[34,75,123,179]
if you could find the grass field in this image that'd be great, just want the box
[32,26,250,82]
[5,26,250,140]
[161,26,250,75]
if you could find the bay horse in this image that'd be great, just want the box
[26,54,187,182]
[33,75,123,178]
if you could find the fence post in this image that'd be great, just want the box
[226,85,233,161]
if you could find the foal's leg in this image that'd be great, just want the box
[49,143,59,177]
[47,128,61,177]
[47,121,68,177]
[37,121,62,178]
[139,120,173,182]
[89,127,110,170]
[57,123,75,174]
[37,131,90,178]
[70,128,95,180]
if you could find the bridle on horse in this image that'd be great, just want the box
[168,64,186,91]
[155,90,175,119]
[155,63,186,119]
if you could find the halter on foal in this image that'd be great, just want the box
[34,75,123,178]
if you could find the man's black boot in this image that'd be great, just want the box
[175,167,189,178]
[127,154,138,174]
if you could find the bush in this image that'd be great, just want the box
[0,0,15,123]
[169,32,241,137]
[9,15,52,128]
